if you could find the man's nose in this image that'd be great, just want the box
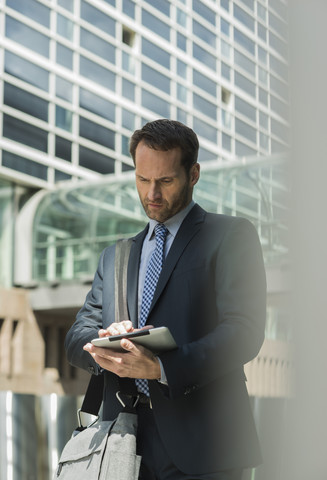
[147,182,161,200]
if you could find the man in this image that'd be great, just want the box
[65,119,266,480]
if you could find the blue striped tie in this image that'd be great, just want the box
[136,223,168,395]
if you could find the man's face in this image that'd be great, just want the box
[135,141,200,223]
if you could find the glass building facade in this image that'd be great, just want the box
[0,0,289,187]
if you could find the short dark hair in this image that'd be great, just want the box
[129,119,199,173]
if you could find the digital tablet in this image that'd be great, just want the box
[91,326,177,354]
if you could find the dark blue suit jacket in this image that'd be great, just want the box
[65,204,266,475]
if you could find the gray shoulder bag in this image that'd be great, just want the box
[54,238,141,480]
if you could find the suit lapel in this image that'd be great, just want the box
[148,204,206,317]
[127,227,148,328]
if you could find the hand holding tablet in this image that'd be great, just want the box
[91,326,177,354]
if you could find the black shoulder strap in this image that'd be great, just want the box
[80,238,134,416]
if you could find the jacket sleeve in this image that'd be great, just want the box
[158,218,267,399]
[65,246,114,375]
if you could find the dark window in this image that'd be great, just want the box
[4,83,48,122]
[55,136,72,161]
[55,170,72,182]
[79,117,115,150]
[79,146,115,174]
[2,151,47,180]
[3,114,48,152]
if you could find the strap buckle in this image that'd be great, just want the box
[77,408,99,430]
[116,391,140,408]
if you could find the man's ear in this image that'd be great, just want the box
[190,163,200,186]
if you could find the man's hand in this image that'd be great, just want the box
[98,320,134,337]
[83,339,161,380]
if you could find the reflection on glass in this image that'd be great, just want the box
[221,109,232,129]
[80,56,116,91]
[79,88,115,122]
[56,43,73,69]
[122,51,135,74]
[56,106,72,132]
[80,28,115,63]
[7,0,50,27]
[4,83,48,122]
[3,114,48,152]
[6,16,50,58]
[56,76,73,102]
[5,52,49,91]
[57,14,74,41]
[122,79,135,101]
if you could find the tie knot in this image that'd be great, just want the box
[154,223,168,241]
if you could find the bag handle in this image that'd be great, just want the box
[78,238,134,422]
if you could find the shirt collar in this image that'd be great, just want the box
[147,200,195,239]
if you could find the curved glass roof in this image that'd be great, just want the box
[32,155,288,283]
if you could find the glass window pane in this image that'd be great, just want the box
[193,43,216,70]
[177,33,187,51]
[57,14,74,41]
[80,28,115,64]
[142,89,170,117]
[193,70,216,96]
[235,72,256,97]
[177,60,187,79]
[234,49,255,76]
[58,0,74,12]
[55,136,72,161]
[192,0,216,26]
[80,56,116,91]
[193,117,217,143]
[6,16,49,58]
[79,88,115,122]
[4,83,48,122]
[259,111,269,130]
[177,8,187,27]
[79,146,115,174]
[234,28,255,55]
[2,151,47,179]
[122,79,135,101]
[221,39,231,59]
[177,108,187,124]
[258,24,267,42]
[221,18,230,36]
[80,1,115,37]
[259,87,268,105]
[142,64,170,94]
[235,96,256,122]
[79,117,115,149]
[238,0,254,11]
[258,46,268,65]
[142,9,170,40]
[257,4,266,22]
[56,76,73,102]
[144,0,170,16]
[56,43,73,69]
[235,118,256,143]
[122,135,130,156]
[123,0,135,18]
[103,0,115,5]
[193,20,216,47]
[198,146,217,162]
[5,51,49,91]
[269,31,288,59]
[235,140,256,157]
[55,170,72,182]
[3,114,48,152]
[222,133,232,151]
[177,83,187,103]
[221,0,229,11]
[142,38,170,69]
[122,109,135,130]
[56,106,72,132]
[270,55,288,80]
[122,51,135,74]
[221,62,231,80]
[193,93,216,120]
[233,4,254,31]
[6,0,50,27]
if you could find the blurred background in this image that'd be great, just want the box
[0,0,325,479]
